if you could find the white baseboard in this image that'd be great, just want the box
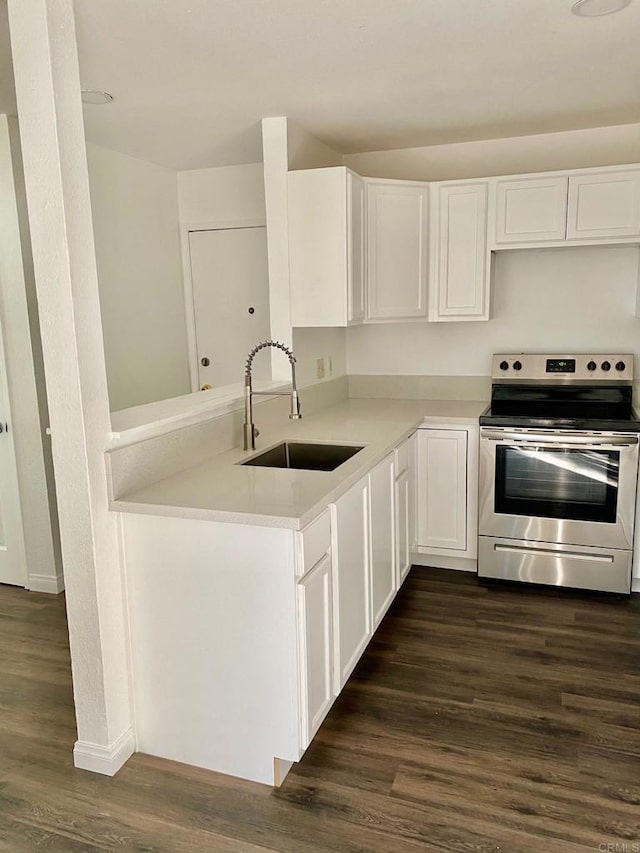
[73,727,135,776]
[410,552,477,572]
[28,572,65,594]
[632,577,640,593]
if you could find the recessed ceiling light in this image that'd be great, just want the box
[572,0,631,16]
[81,89,114,105]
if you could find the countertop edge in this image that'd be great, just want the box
[110,400,485,529]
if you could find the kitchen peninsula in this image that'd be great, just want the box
[110,394,484,786]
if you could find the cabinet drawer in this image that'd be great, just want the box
[297,510,331,577]
[395,441,409,477]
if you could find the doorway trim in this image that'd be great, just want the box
[0,319,28,588]
[179,217,267,392]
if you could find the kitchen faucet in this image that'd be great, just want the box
[243,340,301,451]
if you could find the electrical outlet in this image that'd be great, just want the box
[316,357,325,379]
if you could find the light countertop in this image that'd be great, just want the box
[111,398,486,529]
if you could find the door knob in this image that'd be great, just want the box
[200,384,212,391]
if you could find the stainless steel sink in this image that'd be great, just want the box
[241,441,364,472]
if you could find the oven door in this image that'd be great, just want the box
[479,429,639,550]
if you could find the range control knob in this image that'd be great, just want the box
[587,360,597,372]
[616,360,626,372]
[499,360,509,371]
[513,360,522,371]
[601,360,611,372]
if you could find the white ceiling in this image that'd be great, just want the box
[13,1,640,170]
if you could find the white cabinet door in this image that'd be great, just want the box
[369,453,396,630]
[366,181,429,321]
[416,429,468,550]
[288,166,364,327]
[296,553,334,748]
[395,467,411,586]
[347,171,366,324]
[567,170,640,240]
[331,478,371,692]
[494,176,568,244]
[430,181,489,321]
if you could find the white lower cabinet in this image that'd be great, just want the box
[331,446,407,690]
[414,424,479,563]
[120,441,415,789]
[331,477,372,692]
[369,453,396,630]
[416,428,468,550]
[395,467,411,584]
[296,552,334,748]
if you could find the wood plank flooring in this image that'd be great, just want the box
[1,568,638,852]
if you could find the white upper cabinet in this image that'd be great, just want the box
[288,166,365,327]
[347,171,366,322]
[567,170,640,240]
[366,180,429,321]
[429,181,490,322]
[494,176,568,245]
[491,167,640,247]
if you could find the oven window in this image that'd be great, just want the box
[495,446,619,523]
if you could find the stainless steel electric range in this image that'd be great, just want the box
[478,353,640,594]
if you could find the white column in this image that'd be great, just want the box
[7,0,134,774]
[261,117,293,380]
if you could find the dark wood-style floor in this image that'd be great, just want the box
[1,568,639,852]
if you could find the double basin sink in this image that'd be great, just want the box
[241,441,364,472]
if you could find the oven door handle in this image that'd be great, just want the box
[480,430,639,448]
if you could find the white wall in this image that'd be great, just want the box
[177,162,266,224]
[347,246,640,379]
[87,143,190,412]
[179,130,348,388]
[287,119,343,171]
[292,326,346,387]
[345,123,640,181]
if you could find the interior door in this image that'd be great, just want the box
[0,346,27,586]
[188,227,270,390]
